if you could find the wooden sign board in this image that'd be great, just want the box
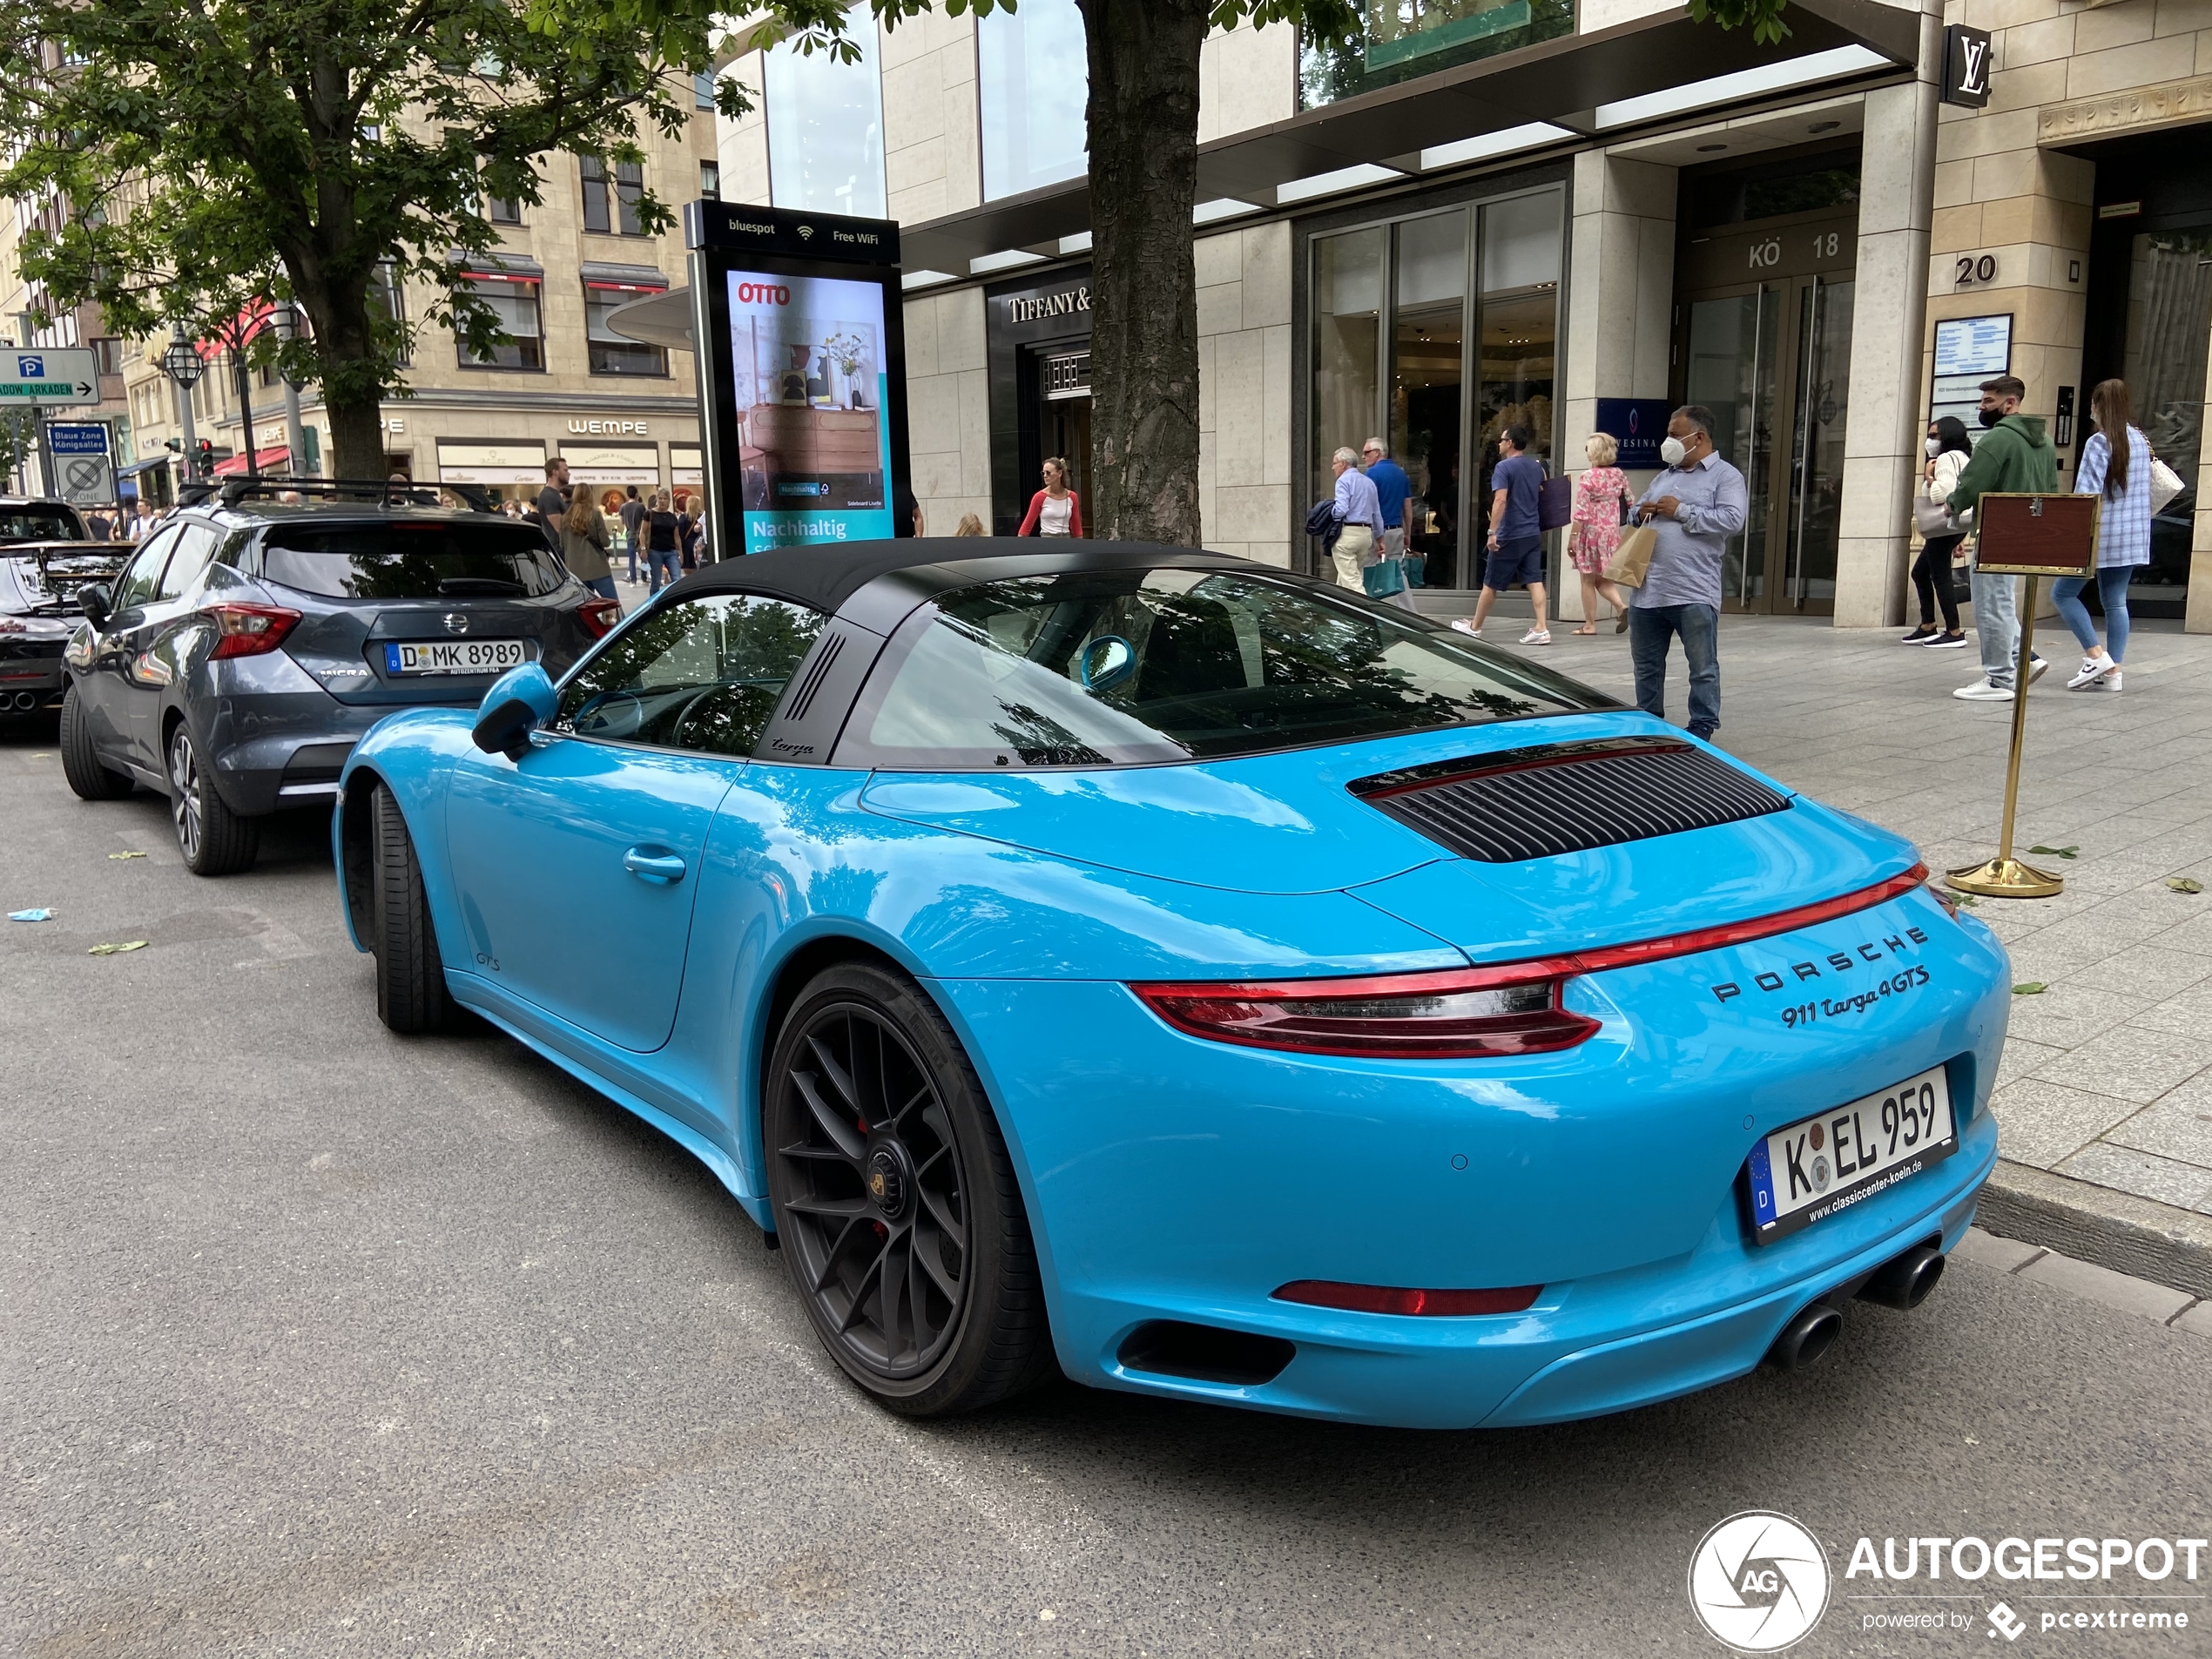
[1972,492,2099,577]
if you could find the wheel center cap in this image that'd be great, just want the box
[866,1144,911,1219]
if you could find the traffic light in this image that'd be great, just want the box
[196,439,213,478]
[164,437,180,452]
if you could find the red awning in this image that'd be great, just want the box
[211,445,290,477]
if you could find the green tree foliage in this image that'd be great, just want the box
[0,0,737,476]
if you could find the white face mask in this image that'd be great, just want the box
[1659,436,1689,468]
[1925,437,1943,458]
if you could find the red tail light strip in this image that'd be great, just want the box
[1129,865,1929,1060]
[1566,863,1929,974]
[1274,1280,1542,1317]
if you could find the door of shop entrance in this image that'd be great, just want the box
[1015,341,1091,525]
[1676,210,1857,615]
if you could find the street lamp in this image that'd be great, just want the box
[160,325,206,484]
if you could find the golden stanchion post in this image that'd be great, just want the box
[1946,573,2062,898]
[1946,490,2097,900]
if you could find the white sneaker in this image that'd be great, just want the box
[2067,654,2116,690]
[1953,678,2014,702]
[2096,667,2123,692]
[1521,628,1552,645]
[1450,619,1483,637]
[2027,654,2049,684]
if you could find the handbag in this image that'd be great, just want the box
[1912,494,1955,536]
[1362,556,1406,598]
[2149,455,2185,516]
[1604,523,1657,589]
[1537,474,1572,533]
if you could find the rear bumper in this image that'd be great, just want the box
[929,888,2012,1429]
[0,639,66,709]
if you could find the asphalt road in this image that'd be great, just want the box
[3,718,2208,1659]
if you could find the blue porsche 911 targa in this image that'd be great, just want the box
[333,540,2008,1428]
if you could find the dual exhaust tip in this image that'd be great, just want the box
[1764,1240,1946,1372]
[9,691,41,711]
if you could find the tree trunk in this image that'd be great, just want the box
[1082,0,1208,547]
[293,272,388,481]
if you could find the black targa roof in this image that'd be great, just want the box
[671,538,1264,625]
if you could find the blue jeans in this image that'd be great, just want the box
[1629,603,1720,738]
[2052,566,2133,663]
[647,547,682,592]
[583,574,617,601]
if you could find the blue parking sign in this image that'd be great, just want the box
[45,422,110,455]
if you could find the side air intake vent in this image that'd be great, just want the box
[1349,736,1791,863]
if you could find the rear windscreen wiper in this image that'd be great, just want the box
[435,577,529,595]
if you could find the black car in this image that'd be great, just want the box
[59,481,622,875]
[1,497,120,718]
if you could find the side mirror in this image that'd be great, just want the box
[471,662,559,760]
[1078,634,1136,693]
[78,584,111,628]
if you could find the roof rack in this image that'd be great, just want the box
[177,477,495,513]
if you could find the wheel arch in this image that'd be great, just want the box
[335,765,387,953]
[747,932,995,1233]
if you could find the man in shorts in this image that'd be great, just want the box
[1452,425,1550,644]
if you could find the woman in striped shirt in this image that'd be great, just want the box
[2059,380,2153,693]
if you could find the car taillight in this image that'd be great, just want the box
[206,603,302,658]
[1273,1280,1541,1316]
[1131,960,1598,1060]
[577,598,622,639]
[1131,865,1932,1061]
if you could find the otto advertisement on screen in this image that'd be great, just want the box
[725,268,893,553]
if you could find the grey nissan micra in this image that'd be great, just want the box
[59,481,622,874]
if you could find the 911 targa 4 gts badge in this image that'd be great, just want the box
[1710,924,1935,1025]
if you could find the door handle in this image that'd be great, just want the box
[623,846,687,884]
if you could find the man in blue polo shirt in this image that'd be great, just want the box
[1452,425,1549,644]
[1361,436,1416,610]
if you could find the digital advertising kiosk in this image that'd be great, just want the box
[686,201,911,559]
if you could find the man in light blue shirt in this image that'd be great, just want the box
[1629,405,1747,740]
[1329,446,1382,591]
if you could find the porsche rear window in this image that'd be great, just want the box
[260,523,568,599]
[838,568,1615,769]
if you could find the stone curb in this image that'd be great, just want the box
[1976,1158,2212,1301]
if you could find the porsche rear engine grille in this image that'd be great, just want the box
[1348,736,1791,863]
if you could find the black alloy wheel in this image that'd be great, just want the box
[165,722,259,876]
[766,962,1054,1415]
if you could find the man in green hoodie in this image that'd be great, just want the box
[1946,374,2054,701]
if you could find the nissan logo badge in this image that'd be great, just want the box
[443,612,469,634]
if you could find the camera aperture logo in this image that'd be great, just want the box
[1689,1511,1832,1652]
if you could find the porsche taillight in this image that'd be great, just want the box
[1130,865,1932,1061]
[206,603,302,658]
[1130,961,1597,1060]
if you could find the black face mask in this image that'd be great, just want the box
[1979,406,2004,429]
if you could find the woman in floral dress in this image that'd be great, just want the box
[1568,431,1635,635]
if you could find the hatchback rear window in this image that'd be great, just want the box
[260,522,569,599]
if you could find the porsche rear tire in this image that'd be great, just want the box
[59,685,133,801]
[369,781,456,1035]
[766,962,1055,1416]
